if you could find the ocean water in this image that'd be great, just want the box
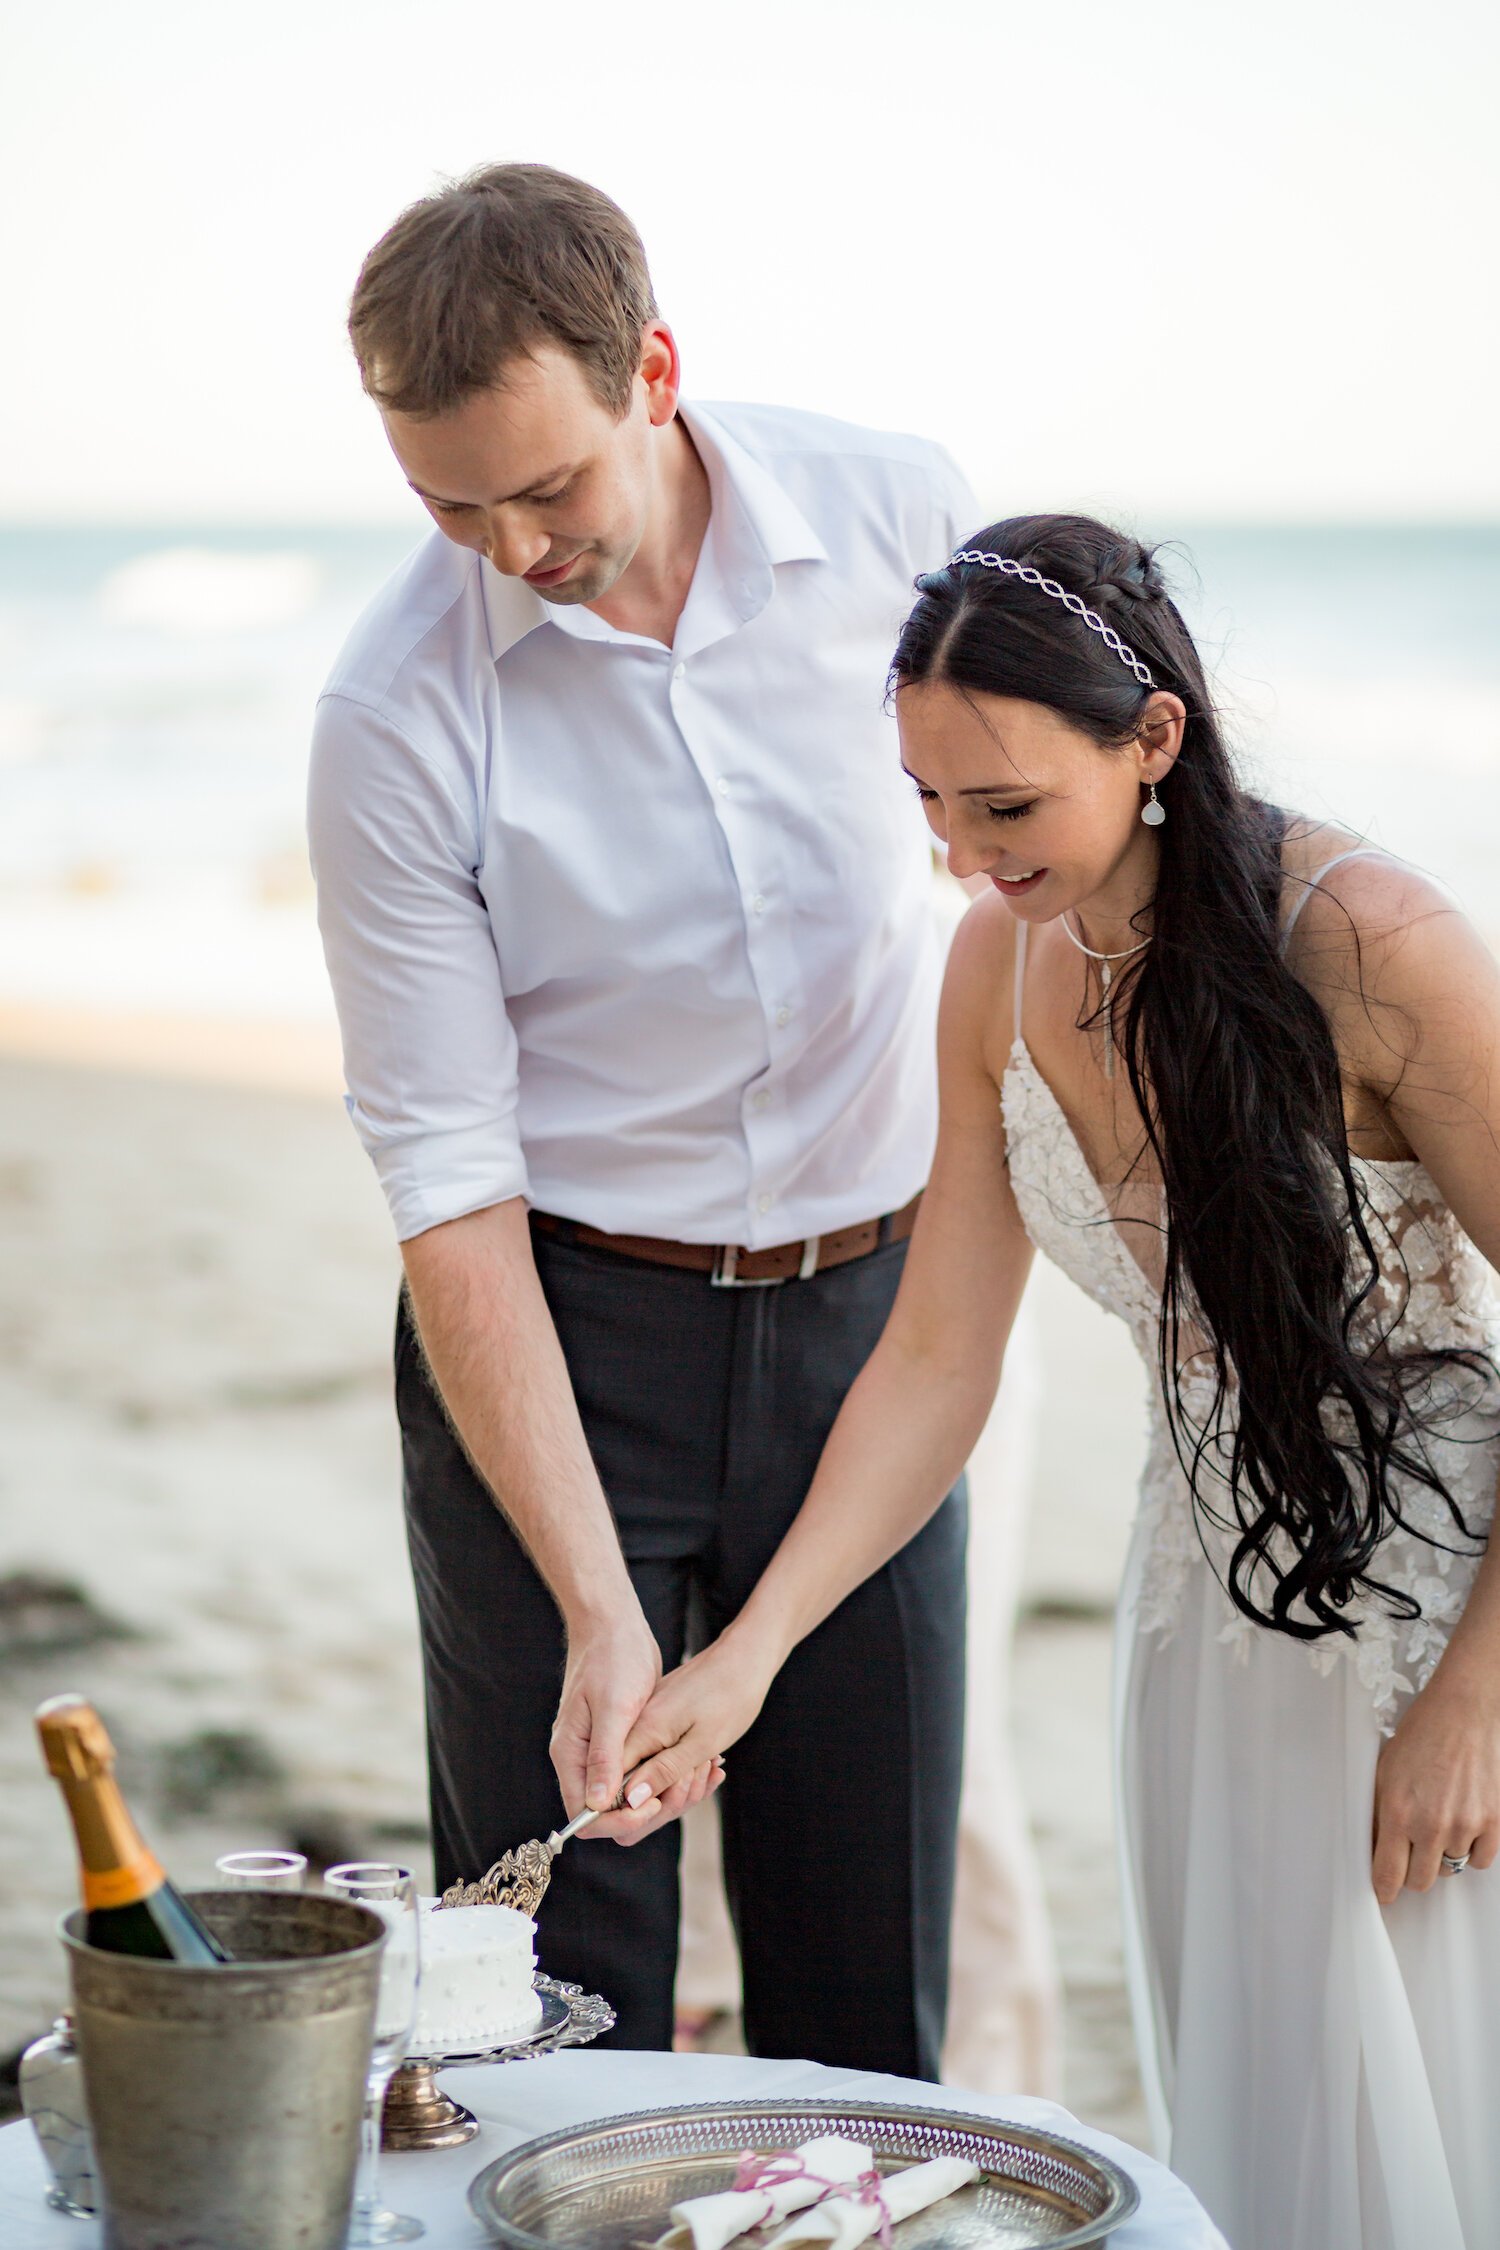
[0,522,1496,1019]
[1159,525,1500,921]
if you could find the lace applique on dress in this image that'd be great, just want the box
[1002,1042,1500,1732]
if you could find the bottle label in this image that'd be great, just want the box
[83,1852,166,1912]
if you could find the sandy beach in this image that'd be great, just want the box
[0,1018,1149,2144]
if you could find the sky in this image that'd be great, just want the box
[5,0,1497,526]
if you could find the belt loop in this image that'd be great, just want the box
[798,1235,821,1280]
[877,1211,895,1247]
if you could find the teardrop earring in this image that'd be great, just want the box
[1141,783,1166,827]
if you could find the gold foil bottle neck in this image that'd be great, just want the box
[35,1696,118,1783]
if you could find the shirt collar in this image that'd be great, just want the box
[479,560,551,665]
[480,400,828,664]
[682,402,829,576]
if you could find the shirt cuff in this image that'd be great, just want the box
[351,1108,532,1242]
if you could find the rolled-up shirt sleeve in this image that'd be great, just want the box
[308,689,528,1241]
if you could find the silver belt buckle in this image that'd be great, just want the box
[711,1236,822,1288]
[711,1243,784,1289]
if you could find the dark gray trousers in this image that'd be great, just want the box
[396,1223,967,2079]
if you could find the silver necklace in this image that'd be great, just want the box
[1059,913,1149,1079]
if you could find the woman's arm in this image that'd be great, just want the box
[1305,862,1500,1899]
[618,903,1036,1803]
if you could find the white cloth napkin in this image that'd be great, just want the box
[764,2158,982,2250]
[658,2136,874,2250]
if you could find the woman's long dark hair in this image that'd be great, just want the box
[895,513,1485,1640]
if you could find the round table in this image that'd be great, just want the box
[0,2048,1226,2248]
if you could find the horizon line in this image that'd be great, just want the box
[3,512,1500,536]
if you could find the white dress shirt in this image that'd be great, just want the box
[308,401,977,1246]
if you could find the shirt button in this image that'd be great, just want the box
[715,777,730,798]
[752,1089,772,1111]
[750,894,766,915]
[775,1004,792,1028]
[672,661,686,681]
[757,1193,774,1215]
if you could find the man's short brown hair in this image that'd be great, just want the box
[348,164,658,421]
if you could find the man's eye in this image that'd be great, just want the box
[431,501,472,516]
[533,484,573,507]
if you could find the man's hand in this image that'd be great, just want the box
[551,1605,662,1823]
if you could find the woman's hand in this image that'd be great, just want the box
[1371,1662,1500,1902]
[617,1632,779,1812]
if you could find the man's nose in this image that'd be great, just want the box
[485,515,552,578]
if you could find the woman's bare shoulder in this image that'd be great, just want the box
[1279,813,1454,953]
[1278,811,1490,1101]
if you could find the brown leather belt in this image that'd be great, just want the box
[530,1192,922,1287]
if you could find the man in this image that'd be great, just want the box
[309,163,975,2076]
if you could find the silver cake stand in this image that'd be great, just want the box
[382,1975,616,2151]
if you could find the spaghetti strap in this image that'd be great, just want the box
[1012,919,1029,1044]
[1282,847,1393,946]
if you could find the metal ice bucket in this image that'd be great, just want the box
[62,1889,385,2250]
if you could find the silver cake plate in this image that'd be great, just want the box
[407,1981,577,2065]
[468,2097,1141,2249]
[383,1976,615,2152]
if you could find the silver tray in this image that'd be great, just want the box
[468,2098,1141,2250]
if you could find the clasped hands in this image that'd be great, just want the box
[549,1607,770,1846]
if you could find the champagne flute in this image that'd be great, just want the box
[325,1863,423,2245]
[214,1851,308,1890]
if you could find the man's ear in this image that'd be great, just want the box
[639,322,683,428]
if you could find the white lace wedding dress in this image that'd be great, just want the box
[1002,859,1500,2249]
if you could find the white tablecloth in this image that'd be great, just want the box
[0,2048,1227,2248]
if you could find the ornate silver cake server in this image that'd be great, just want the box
[438,1751,722,1918]
[436,1802,601,1917]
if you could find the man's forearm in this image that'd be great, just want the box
[400,1197,633,1629]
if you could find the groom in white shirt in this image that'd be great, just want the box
[309,163,974,2074]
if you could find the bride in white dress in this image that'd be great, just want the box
[611,513,1500,2249]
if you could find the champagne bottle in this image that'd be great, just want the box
[36,1695,233,1964]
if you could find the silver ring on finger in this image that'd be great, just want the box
[1440,1851,1472,1876]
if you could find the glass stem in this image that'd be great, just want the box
[354,2069,391,2220]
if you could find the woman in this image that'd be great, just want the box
[619,516,1500,2248]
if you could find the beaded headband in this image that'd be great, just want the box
[948,549,1156,690]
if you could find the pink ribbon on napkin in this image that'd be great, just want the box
[731,2154,893,2249]
[733,2154,836,2197]
[834,2170,895,2249]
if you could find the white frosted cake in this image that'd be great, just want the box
[411,1902,543,2055]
